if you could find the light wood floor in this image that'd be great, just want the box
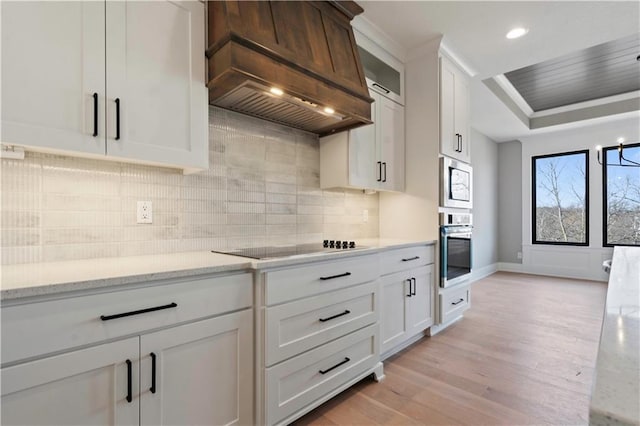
[293,272,607,426]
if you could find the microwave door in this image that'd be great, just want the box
[449,168,470,201]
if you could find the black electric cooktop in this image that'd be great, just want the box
[212,241,362,260]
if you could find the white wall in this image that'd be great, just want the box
[471,129,498,276]
[514,115,640,281]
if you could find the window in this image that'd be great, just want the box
[602,143,640,247]
[532,150,589,245]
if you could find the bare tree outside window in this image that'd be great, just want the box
[532,151,589,245]
[603,143,640,246]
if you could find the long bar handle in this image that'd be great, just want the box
[319,357,350,375]
[451,298,465,306]
[372,82,390,94]
[406,278,412,297]
[92,93,98,137]
[319,310,351,323]
[150,352,157,394]
[126,359,132,403]
[319,272,351,281]
[115,98,121,140]
[100,302,178,321]
[411,277,417,296]
[402,256,420,262]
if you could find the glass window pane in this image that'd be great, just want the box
[604,143,640,246]
[533,151,589,245]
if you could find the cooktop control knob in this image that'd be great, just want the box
[329,240,335,248]
[342,241,348,249]
[349,241,355,248]
[323,240,329,248]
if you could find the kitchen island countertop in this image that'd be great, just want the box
[590,246,640,426]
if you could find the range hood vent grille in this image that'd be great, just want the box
[215,83,343,133]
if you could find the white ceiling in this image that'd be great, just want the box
[358,1,640,142]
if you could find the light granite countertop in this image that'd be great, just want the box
[0,251,252,302]
[590,246,640,426]
[1,239,436,301]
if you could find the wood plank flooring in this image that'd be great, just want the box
[293,272,607,426]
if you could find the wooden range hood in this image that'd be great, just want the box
[206,1,373,136]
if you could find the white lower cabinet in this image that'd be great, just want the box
[1,273,253,426]
[439,282,471,324]
[381,265,434,354]
[1,337,140,426]
[379,245,435,357]
[257,253,383,425]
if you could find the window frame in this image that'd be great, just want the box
[531,149,590,246]
[601,142,640,247]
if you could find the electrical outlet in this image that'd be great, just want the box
[363,209,369,223]
[517,251,523,259]
[137,201,153,224]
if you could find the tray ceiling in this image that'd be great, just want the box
[504,33,640,112]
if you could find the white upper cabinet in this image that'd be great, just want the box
[1,1,207,173]
[440,56,470,163]
[320,84,405,192]
[1,1,106,156]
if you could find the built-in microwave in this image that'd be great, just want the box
[440,156,473,209]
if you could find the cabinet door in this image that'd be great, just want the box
[348,97,377,189]
[1,1,105,155]
[1,337,139,426]
[139,309,253,426]
[378,96,405,192]
[406,265,434,336]
[454,74,471,162]
[439,58,458,160]
[380,272,410,354]
[105,0,207,170]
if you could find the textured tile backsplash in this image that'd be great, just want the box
[1,107,379,265]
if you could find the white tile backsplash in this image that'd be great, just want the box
[0,107,379,265]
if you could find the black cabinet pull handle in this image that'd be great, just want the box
[402,256,420,262]
[377,161,382,182]
[126,359,132,403]
[92,93,98,137]
[382,162,387,182]
[319,310,351,322]
[320,272,351,281]
[115,98,121,140]
[451,298,465,306]
[459,134,463,152]
[406,278,412,297]
[150,352,157,394]
[100,302,178,321]
[372,82,390,94]
[319,357,350,375]
[411,277,417,296]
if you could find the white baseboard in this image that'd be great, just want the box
[470,263,498,282]
[497,262,524,273]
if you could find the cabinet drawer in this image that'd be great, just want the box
[265,282,378,366]
[381,245,434,275]
[440,283,470,323]
[1,273,252,365]
[265,254,379,305]
[265,324,378,425]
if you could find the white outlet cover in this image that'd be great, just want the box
[137,201,153,224]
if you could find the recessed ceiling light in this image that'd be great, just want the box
[323,107,335,114]
[506,27,529,39]
[270,87,284,96]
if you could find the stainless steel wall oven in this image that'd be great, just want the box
[440,213,472,287]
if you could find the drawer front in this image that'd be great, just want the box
[440,284,470,323]
[266,324,379,425]
[380,245,434,276]
[265,282,378,366]
[265,254,379,305]
[1,273,252,365]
